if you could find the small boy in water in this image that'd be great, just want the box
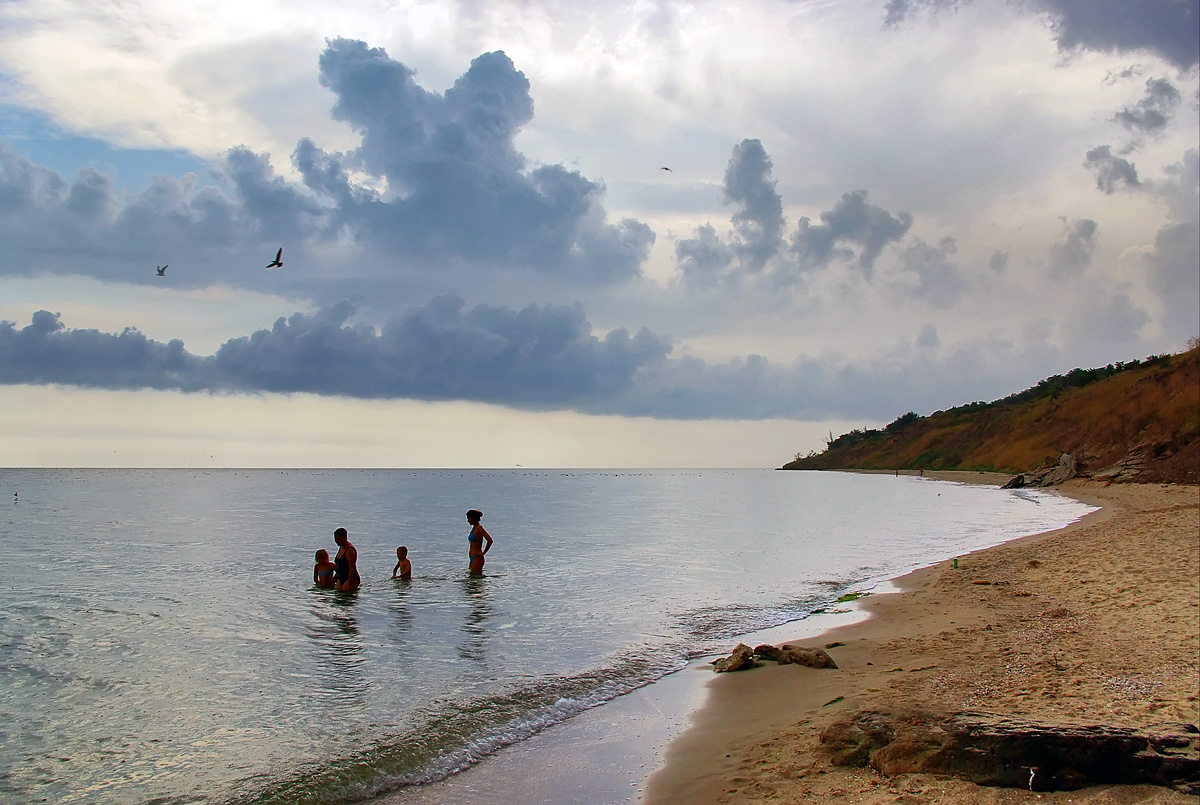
[313,549,337,588]
[392,546,412,580]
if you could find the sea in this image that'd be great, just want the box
[0,468,1096,805]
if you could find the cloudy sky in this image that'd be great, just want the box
[1,0,1196,468]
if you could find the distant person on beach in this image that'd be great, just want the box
[466,509,493,574]
[392,546,412,580]
[333,527,360,592]
[313,549,337,588]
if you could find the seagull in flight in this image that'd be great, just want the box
[660,166,672,172]
[266,247,283,269]
[155,265,167,276]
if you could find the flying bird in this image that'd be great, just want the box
[660,166,672,172]
[155,265,167,276]
[266,247,283,269]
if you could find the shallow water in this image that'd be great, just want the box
[0,468,1093,804]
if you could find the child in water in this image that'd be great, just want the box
[313,549,337,588]
[392,546,412,580]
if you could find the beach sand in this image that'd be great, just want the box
[644,479,1200,804]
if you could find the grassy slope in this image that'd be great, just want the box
[782,347,1200,484]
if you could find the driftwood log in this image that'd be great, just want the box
[819,709,1200,794]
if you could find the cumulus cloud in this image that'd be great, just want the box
[885,0,1200,69]
[0,298,673,410]
[674,223,734,289]
[0,141,249,273]
[1042,0,1200,70]
[1084,145,1141,194]
[0,40,654,286]
[790,190,913,277]
[1141,150,1200,341]
[674,138,784,288]
[723,139,786,272]
[674,141,912,290]
[893,237,968,308]
[1113,77,1182,135]
[0,310,207,391]
[291,40,654,282]
[0,301,1079,422]
[1047,217,1098,279]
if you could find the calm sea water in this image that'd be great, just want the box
[0,469,1093,804]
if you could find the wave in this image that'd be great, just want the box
[222,649,688,805]
[222,585,871,805]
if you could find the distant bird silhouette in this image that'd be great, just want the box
[660,166,672,172]
[156,265,167,276]
[266,247,283,269]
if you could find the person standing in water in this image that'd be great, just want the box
[466,509,493,574]
[391,546,412,580]
[333,527,360,591]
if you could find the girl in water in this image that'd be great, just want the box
[313,549,337,588]
[466,509,493,574]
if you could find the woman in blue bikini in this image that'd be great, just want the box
[466,509,493,574]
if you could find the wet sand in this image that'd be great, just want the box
[644,479,1200,804]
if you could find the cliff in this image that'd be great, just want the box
[782,347,1200,484]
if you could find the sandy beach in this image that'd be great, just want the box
[644,478,1200,804]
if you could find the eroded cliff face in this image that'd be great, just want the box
[784,348,1200,485]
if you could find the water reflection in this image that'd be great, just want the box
[305,590,368,710]
[388,578,414,634]
[457,575,492,664]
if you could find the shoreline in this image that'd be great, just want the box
[643,478,1200,804]
[365,471,1106,805]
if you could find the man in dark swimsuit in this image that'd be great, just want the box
[333,527,360,592]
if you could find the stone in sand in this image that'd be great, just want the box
[820,709,1200,793]
[711,643,760,672]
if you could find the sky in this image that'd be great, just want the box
[0,0,1197,468]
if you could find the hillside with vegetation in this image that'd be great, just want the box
[782,346,1200,485]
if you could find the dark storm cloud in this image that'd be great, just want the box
[790,190,913,277]
[0,297,673,410]
[0,310,208,391]
[1114,78,1182,135]
[885,0,1200,69]
[1047,217,1098,278]
[211,296,672,404]
[1044,0,1200,70]
[0,40,654,285]
[1084,145,1141,194]
[6,291,1153,422]
[292,39,654,281]
[1,297,1085,422]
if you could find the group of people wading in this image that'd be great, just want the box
[313,509,494,591]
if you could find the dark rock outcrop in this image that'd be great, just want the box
[754,643,839,669]
[1038,452,1078,486]
[820,710,1200,794]
[1000,473,1025,489]
[711,642,839,672]
[711,643,760,672]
